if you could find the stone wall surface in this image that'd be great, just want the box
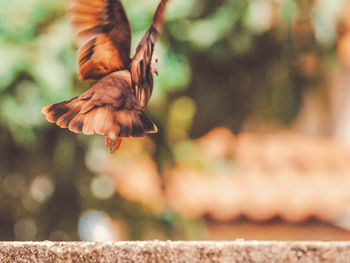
[0,241,349,263]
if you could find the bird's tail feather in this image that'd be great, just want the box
[42,97,157,152]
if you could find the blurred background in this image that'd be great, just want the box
[1,0,350,241]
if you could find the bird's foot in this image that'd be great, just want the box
[105,136,123,153]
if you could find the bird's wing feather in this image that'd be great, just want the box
[42,71,157,152]
[130,0,168,109]
[69,0,132,81]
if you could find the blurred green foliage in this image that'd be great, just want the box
[0,0,346,240]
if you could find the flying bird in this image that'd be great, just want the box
[42,0,169,152]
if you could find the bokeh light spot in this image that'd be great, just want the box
[90,175,115,200]
[78,210,117,241]
[30,174,55,203]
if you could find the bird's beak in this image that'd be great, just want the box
[155,70,159,76]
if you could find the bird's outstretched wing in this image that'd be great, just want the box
[130,0,168,109]
[69,0,132,81]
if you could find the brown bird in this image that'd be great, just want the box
[42,0,169,152]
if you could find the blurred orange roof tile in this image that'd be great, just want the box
[166,128,350,223]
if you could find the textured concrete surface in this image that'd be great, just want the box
[0,241,349,263]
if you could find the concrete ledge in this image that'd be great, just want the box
[0,241,349,262]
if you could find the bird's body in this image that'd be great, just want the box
[42,0,168,152]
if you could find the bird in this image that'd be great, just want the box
[42,0,169,152]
